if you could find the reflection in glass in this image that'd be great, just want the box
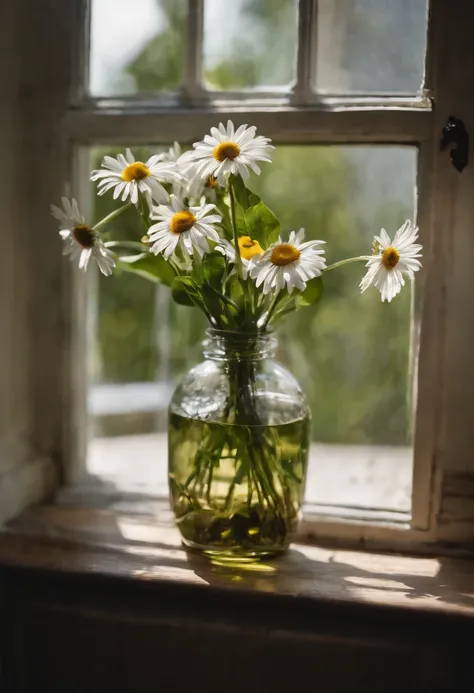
[89,0,186,96]
[315,0,428,94]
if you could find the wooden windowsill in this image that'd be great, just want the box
[1,497,474,626]
[88,433,412,514]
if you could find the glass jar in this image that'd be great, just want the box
[168,329,311,560]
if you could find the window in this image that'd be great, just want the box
[85,0,426,534]
[87,143,417,520]
[2,0,474,552]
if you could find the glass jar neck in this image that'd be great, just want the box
[202,329,277,362]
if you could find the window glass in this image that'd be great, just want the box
[89,0,186,96]
[203,0,298,90]
[315,0,428,95]
[87,144,416,514]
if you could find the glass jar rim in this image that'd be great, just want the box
[203,328,277,361]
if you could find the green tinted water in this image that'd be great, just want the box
[168,412,310,558]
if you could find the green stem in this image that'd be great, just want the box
[137,192,152,228]
[247,473,253,507]
[253,445,286,517]
[224,477,237,509]
[93,202,133,232]
[324,256,370,273]
[104,240,146,252]
[168,256,183,276]
[228,178,253,325]
[228,179,244,278]
[229,359,289,522]
[262,291,284,329]
[251,468,264,508]
[206,463,214,505]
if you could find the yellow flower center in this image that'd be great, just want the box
[73,224,95,249]
[270,243,301,266]
[381,246,400,270]
[205,175,218,189]
[121,162,151,182]
[213,141,240,162]
[170,211,197,234]
[238,236,263,260]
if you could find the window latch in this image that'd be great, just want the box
[440,116,469,172]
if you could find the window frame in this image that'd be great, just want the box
[3,0,474,553]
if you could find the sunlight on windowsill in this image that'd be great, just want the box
[87,432,412,516]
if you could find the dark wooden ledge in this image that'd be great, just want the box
[1,501,474,620]
[1,501,474,692]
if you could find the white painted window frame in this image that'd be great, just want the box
[2,0,474,554]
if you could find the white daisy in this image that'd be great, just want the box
[157,142,181,163]
[51,197,115,276]
[179,120,274,187]
[148,195,221,259]
[359,220,422,302]
[181,173,219,202]
[251,229,326,295]
[90,148,182,205]
[174,167,219,205]
[216,236,264,279]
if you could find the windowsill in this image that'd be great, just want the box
[87,432,412,516]
[1,498,473,624]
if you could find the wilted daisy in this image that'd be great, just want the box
[179,120,274,187]
[51,197,115,276]
[360,220,422,302]
[149,195,221,259]
[216,236,264,278]
[251,229,326,294]
[91,148,182,205]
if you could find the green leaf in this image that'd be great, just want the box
[249,193,261,207]
[200,284,228,323]
[171,276,200,307]
[229,175,280,248]
[233,199,250,237]
[228,273,244,307]
[229,174,253,209]
[203,283,239,311]
[215,196,232,240]
[229,174,253,237]
[118,252,176,286]
[245,201,280,248]
[297,276,324,307]
[201,252,226,289]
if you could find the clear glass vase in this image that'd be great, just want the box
[168,329,311,560]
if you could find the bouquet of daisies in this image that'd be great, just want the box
[51,121,422,552]
[52,121,422,314]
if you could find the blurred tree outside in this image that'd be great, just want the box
[91,0,420,446]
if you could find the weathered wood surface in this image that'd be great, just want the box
[87,433,413,512]
[1,502,473,620]
[1,502,474,692]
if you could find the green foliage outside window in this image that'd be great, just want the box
[92,0,414,446]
